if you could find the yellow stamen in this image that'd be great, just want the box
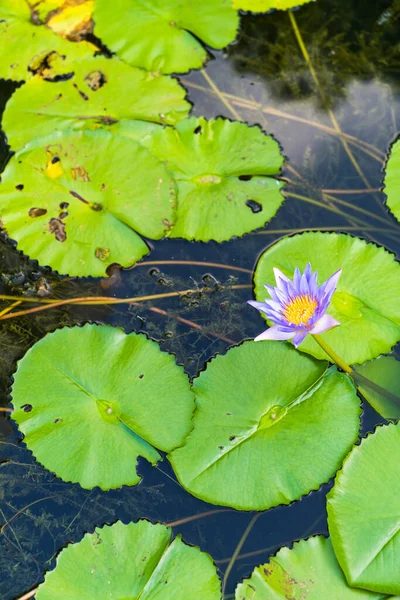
[283,294,317,326]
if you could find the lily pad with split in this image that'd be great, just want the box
[232,0,315,11]
[142,117,285,242]
[353,356,400,420]
[235,536,388,599]
[11,325,195,490]
[3,55,191,150]
[253,232,400,365]
[169,341,361,510]
[36,520,221,599]
[94,0,239,74]
[0,0,96,81]
[327,423,400,595]
[0,130,176,276]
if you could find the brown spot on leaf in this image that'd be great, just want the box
[95,247,110,261]
[59,211,69,219]
[85,70,106,91]
[54,418,63,424]
[71,166,91,182]
[29,207,47,218]
[60,202,69,210]
[49,218,66,242]
[15,184,24,191]
[21,404,32,413]
[73,82,89,101]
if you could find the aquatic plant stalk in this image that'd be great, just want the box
[312,334,352,373]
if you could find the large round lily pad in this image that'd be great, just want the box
[235,536,387,599]
[0,130,176,276]
[232,0,315,11]
[142,117,285,241]
[354,356,400,420]
[3,55,191,150]
[253,232,400,365]
[327,423,400,595]
[94,0,239,74]
[11,325,195,490]
[383,138,400,224]
[36,520,221,599]
[0,0,95,81]
[169,341,361,510]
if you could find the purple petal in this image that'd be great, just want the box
[308,271,318,296]
[300,272,309,294]
[322,268,342,297]
[309,314,340,334]
[293,267,301,292]
[264,284,281,304]
[264,299,282,313]
[254,325,295,342]
[292,331,308,347]
[304,262,312,282]
[248,300,269,315]
[273,268,290,291]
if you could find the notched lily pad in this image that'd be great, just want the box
[354,356,400,420]
[3,55,191,150]
[94,0,239,74]
[169,341,361,510]
[11,325,195,490]
[142,117,285,242]
[253,232,400,365]
[0,130,176,276]
[235,536,388,599]
[327,423,400,595]
[0,0,96,81]
[36,520,221,600]
[232,0,315,11]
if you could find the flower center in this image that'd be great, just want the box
[283,294,318,326]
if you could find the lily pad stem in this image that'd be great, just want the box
[312,334,352,374]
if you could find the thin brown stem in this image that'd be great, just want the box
[222,513,261,592]
[134,260,252,275]
[0,286,252,322]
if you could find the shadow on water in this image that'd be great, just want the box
[0,0,400,597]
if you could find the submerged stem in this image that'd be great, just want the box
[311,334,352,373]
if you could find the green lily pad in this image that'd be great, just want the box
[142,117,285,241]
[327,423,400,595]
[235,536,388,599]
[2,55,191,151]
[383,138,400,224]
[253,232,400,365]
[36,520,221,599]
[0,0,96,81]
[0,130,176,277]
[353,357,400,420]
[94,0,239,74]
[11,324,195,490]
[232,0,315,11]
[169,341,361,510]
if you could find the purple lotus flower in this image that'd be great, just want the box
[248,263,341,348]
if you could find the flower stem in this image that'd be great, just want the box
[311,334,353,374]
[312,335,400,407]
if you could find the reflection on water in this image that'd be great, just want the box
[1,1,400,597]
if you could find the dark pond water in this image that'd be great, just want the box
[1,1,400,598]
